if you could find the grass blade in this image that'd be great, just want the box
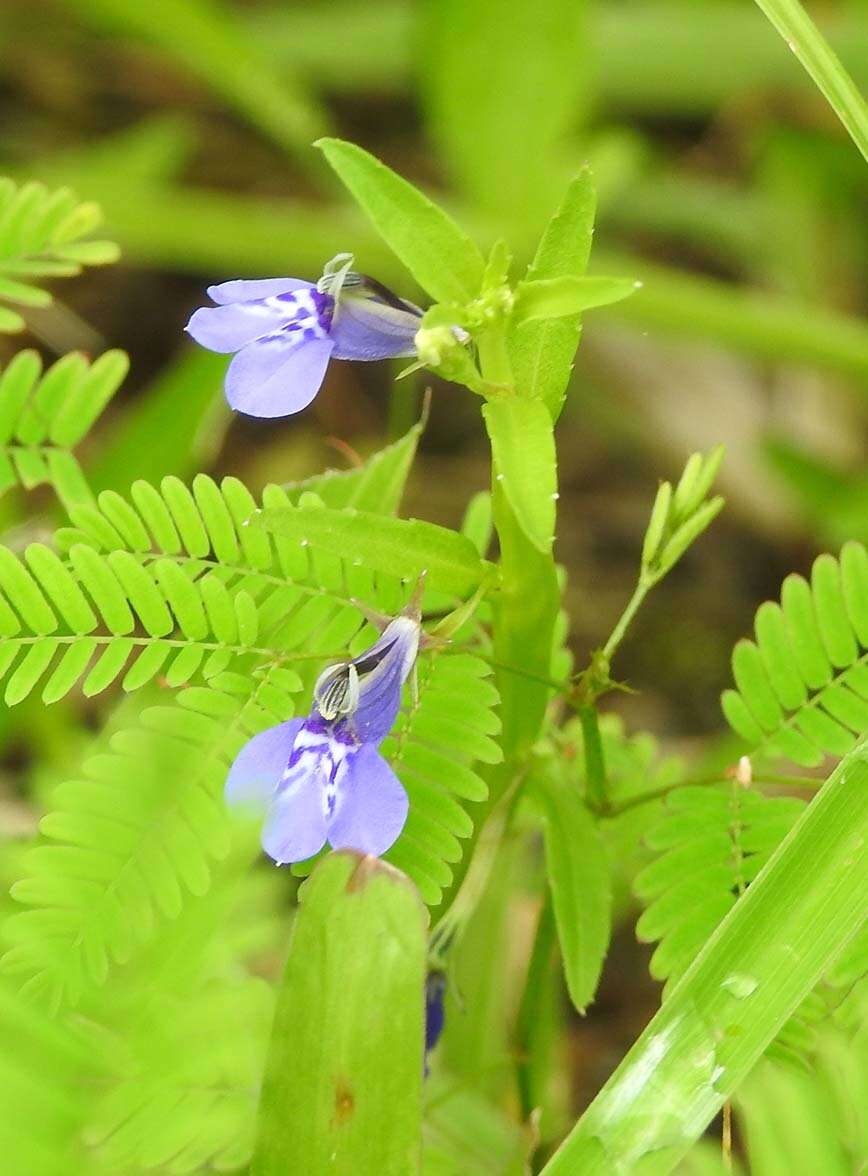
[542,742,868,1174]
[752,0,868,162]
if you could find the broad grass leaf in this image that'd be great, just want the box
[252,853,426,1175]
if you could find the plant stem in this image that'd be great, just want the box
[432,322,560,913]
[483,656,569,694]
[577,705,607,811]
[600,578,650,663]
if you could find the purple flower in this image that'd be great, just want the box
[185,253,423,418]
[425,971,447,1068]
[225,611,420,864]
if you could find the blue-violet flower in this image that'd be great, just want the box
[424,971,447,1073]
[185,253,423,418]
[225,609,420,864]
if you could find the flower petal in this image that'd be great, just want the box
[349,616,420,744]
[207,278,313,305]
[225,334,334,418]
[225,719,304,813]
[186,300,295,354]
[425,972,447,1053]
[261,758,329,865]
[329,289,422,361]
[327,744,408,857]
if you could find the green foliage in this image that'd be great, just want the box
[66,0,327,160]
[751,0,868,163]
[381,651,500,905]
[634,783,805,989]
[316,137,486,304]
[512,275,639,324]
[482,397,556,554]
[0,349,127,509]
[0,977,93,1171]
[422,1075,529,1174]
[507,171,596,419]
[738,1057,854,1176]
[0,417,501,1013]
[641,446,725,585]
[91,977,273,1173]
[722,542,868,765]
[1,664,304,1009]
[252,853,427,1176]
[529,768,612,1012]
[2,26,867,1164]
[0,536,264,705]
[0,180,118,331]
[420,0,587,222]
[543,745,868,1173]
[258,502,496,598]
[80,844,285,1174]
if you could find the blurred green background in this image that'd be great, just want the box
[1,0,867,1148]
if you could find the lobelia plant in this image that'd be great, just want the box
[0,132,865,1176]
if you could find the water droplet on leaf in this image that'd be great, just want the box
[722,973,758,999]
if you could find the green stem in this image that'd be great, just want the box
[432,326,560,914]
[476,325,514,388]
[577,705,607,811]
[482,656,569,694]
[600,579,650,664]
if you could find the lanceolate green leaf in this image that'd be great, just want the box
[316,137,485,304]
[542,743,868,1174]
[252,853,426,1176]
[483,397,556,554]
[257,503,495,597]
[508,171,596,420]
[513,276,638,324]
[531,771,612,1013]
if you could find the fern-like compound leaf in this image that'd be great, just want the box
[1,666,305,1009]
[0,179,119,331]
[0,349,128,510]
[89,978,272,1173]
[0,538,271,705]
[2,431,495,997]
[722,542,868,765]
[381,651,500,904]
[634,783,805,989]
[0,977,94,1169]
